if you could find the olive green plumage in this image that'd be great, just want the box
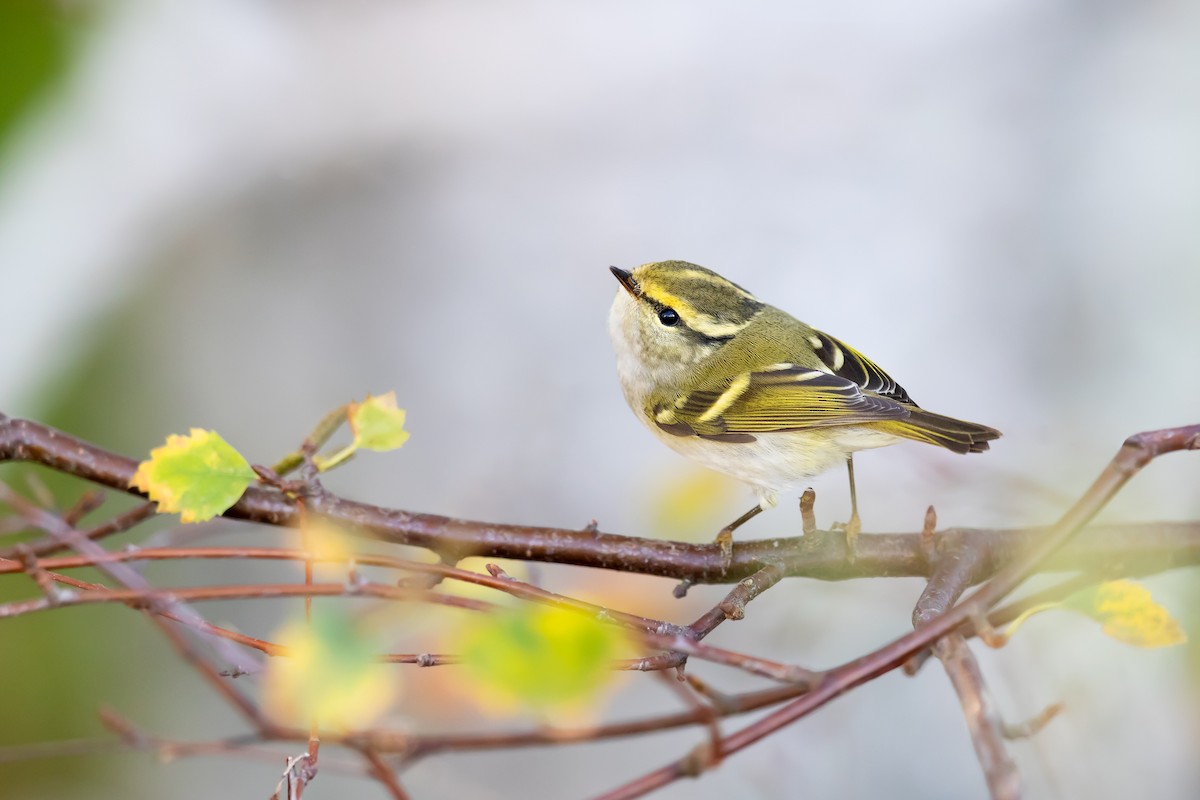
[607,260,999,513]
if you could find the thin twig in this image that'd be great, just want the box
[0,501,157,560]
[655,671,723,771]
[717,560,786,621]
[3,413,1198,799]
[933,634,1021,800]
[0,580,497,619]
[3,415,1199,584]
[593,424,1200,799]
[1002,703,1064,740]
[0,485,278,728]
[356,747,410,800]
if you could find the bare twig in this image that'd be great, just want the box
[933,634,1021,800]
[1002,703,1064,740]
[799,488,816,534]
[655,671,723,773]
[2,413,1198,799]
[0,501,157,560]
[356,746,410,800]
[717,560,786,621]
[913,532,990,630]
[0,579,496,619]
[271,403,351,477]
[638,630,818,685]
[3,415,1198,584]
[593,424,1200,799]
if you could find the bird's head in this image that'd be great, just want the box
[607,260,763,375]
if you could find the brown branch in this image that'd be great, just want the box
[655,672,723,774]
[93,707,367,777]
[716,560,786,621]
[3,415,1199,586]
[333,578,1084,763]
[0,484,280,730]
[355,746,410,800]
[912,519,992,628]
[0,501,157,560]
[933,634,1021,800]
[638,630,818,685]
[0,579,496,619]
[0,545,666,632]
[592,424,1200,799]
[910,526,1038,799]
[1,545,809,682]
[3,413,1199,798]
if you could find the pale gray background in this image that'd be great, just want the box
[2,1,1198,798]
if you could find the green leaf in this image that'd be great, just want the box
[264,609,399,731]
[350,392,410,452]
[452,604,630,715]
[130,429,254,523]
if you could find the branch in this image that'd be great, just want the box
[2,415,1198,584]
[592,424,1200,799]
[3,413,1198,799]
[908,517,1024,798]
[933,635,1021,800]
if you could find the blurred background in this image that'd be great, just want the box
[2,0,1199,797]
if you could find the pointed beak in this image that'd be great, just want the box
[609,266,639,297]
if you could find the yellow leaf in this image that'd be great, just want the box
[650,468,739,542]
[301,518,356,577]
[349,392,410,453]
[450,605,630,717]
[1065,580,1187,648]
[263,611,399,731]
[130,429,255,523]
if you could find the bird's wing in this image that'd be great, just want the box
[808,329,916,406]
[651,365,911,442]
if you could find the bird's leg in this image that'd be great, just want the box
[844,454,861,560]
[714,504,763,571]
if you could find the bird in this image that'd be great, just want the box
[607,260,1000,567]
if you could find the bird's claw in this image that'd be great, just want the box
[714,529,734,572]
[843,511,861,563]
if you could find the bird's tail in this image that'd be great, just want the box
[875,410,1001,455]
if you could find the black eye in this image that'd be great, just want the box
[657,308,680,326]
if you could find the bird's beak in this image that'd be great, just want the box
[609,266,639,298]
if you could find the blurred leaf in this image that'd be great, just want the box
[649,467,738,541]
[0,0,82,151]
[452,605,630,716]
[1064,580,1186,648]
[1004,581,1186,649]
[263,610,399,731]
[130,429,254,523]
[349,392,410,453]
[303,517,356,573]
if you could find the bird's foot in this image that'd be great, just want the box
[714,528,735,572]
[842,511,861,563]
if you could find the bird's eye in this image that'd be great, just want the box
[657,308,680,326]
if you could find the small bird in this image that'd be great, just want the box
[607,260,1000,565]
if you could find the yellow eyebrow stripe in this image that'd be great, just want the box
[642,287,757,337]
[662,268,758,300]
